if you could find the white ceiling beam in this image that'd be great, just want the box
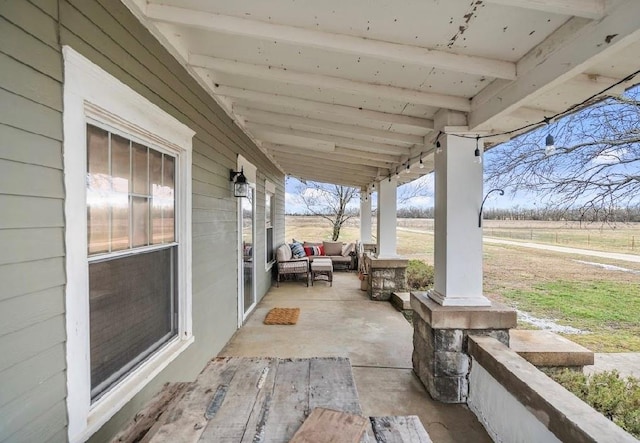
[191,55,471,112]
[146,4,516,80]
[279,163,371,187]
[265,144,396,169]
[469,2,640,130]
[271,152,381,175]
[246,123,412,156]
[484,0,605,19]
[237,108,424,146]
[250,131,335,152]
[265,143,402,164]
[233,100,431,136]
[216,86,433,129]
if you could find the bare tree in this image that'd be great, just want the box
[485,85,640,222]
[296,182,359,240]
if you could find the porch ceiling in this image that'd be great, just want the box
[124,0,640,189]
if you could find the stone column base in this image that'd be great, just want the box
[411,291,516,403]
[364,255,408,301]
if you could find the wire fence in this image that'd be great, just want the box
[484,229,638,253]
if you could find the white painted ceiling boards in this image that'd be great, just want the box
[124,0,640,189]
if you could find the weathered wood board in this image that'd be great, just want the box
[289,407,367,443]
[145,357,364,443]
[369,416,433,443]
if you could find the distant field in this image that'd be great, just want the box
[286,216,640,352]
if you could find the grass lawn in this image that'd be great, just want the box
[502,281,640,352]
[286,216,640,352]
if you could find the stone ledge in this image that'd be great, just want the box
[468,335,637,443]
[411,292,517,330]
[509,329,594,367]
[391,292,411,311]
[367,256,409,268]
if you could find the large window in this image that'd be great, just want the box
[63,47,194,442]
[86,125,178,400]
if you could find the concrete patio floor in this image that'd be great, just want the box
[220,272,491,443]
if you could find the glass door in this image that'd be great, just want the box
[240,187,256,319]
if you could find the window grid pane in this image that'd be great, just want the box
[86,124,176,255]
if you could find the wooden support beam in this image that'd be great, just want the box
[146,4,516,80]
[246,123,412,155]
[470,2,640,130]
[233,100,433,135]
[191,55,471,112]
[238,108,424,146]
[271,152,382,176]
[484,0,605,19]
[217,86,433,129]
[266,144,396,169]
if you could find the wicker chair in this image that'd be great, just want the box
[276,244,309,287]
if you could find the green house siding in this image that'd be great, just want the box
[0,1,285,441]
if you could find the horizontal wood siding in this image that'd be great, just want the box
[61,1,283,442]
[1,0,285,441]
[0,1,67,442]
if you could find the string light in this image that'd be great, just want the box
[405,163,411,173]
[474,135,482,164]
[419,154,424,169]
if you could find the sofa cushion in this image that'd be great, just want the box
[303,241,322,247]
[323,241,343,256]
[290,241,306,258]
[331,256,351,264]
[276,244,292,262]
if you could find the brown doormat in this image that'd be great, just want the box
[264,307,300,325]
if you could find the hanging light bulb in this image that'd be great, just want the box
[474,136,482,164]
[405,163,411,173]
[435,140,442,154]
[395,168,400,179]
[545,133,556,156]
[364,192,368,202]
[371,182,376,190]
[419,154,424,169]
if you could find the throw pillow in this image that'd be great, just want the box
[276,244,292,262]
[304,245,325,256]
[323,241,343,256]
[290,242,306,258]
[341,242,355,257]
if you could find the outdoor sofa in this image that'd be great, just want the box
[275,240,357,285]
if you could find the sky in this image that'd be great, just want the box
[284,154,531,214]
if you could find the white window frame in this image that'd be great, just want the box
[63,46,195,443]
[265,180,276,270]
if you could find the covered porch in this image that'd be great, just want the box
[116,272,491,442]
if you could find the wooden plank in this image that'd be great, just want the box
[200,358,277,442]
[0,286,64,336]
[0,227,64,266]
[0,18,62,81]
[290,408,367,443]
[149,357,242,443]
[309,357,362,415]
[112,382,189,443]
[0,371,66,439]
[3,400,66,443]
[0,258,64,302]
[0,195,63,229]
[1,0,59,49]
[369,416,433,443]
[0,158,63,198]
[0,124,62,169]
[29,0,59,20]
[0,315,65,372]
[239,359,280,443]
[0,88,62,141]
[0,52,62,111]
[260,358,311,441]
[0,343,65,407]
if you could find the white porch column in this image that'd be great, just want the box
[430,133,491,306]
[360,188,372,244]
[376,177,397,258]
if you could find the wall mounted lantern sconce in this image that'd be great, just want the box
[478,188,504,227]
[229,168,249,197]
